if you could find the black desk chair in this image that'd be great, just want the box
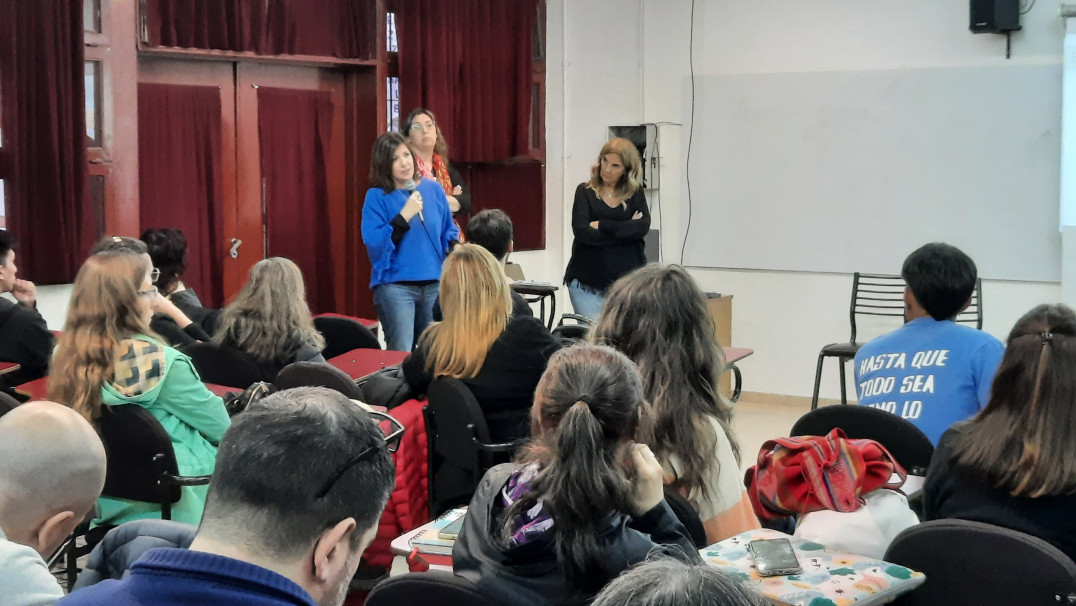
[884,519,1076,605]
[275,361,364,400]
[0,390,20,417]
[313,315,380,359]
[811,273,982,411]
[552,313,594,344]
[62,404,211,587]
[367,571,498,606]
[789,404,933,476]
[183,341,269,387]
[424,377,525,516]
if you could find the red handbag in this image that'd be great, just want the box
[743,428,906,521]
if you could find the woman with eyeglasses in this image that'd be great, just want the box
[89,235,212,348]
[452,345,700,606]
[402,108,470,216]
[49,248,230,527]
[923,303,1076,563]
[362,131,460,352]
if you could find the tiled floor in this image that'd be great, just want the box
[730,394,812,472]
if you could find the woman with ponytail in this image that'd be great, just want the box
[452,345,700,606]
[49,248,229,527]
[924,303,1076,562]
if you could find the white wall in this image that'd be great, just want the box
[523,0,644,290]
[2,284,71,330]
[538,0,1065,399]
[643,0,1064,398]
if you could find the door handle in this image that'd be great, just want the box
[229,238,242,259]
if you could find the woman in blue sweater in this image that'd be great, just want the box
[362,131,460,351]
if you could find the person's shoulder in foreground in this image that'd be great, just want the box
[59,386,396,606]
[0,401,106,606]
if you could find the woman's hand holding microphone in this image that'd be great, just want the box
[401,190,424,222]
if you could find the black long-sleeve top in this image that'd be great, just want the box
[563,183,650,291]
[402,314,562,442]
[923,426,1076,563]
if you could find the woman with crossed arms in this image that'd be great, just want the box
[563,138,651,321]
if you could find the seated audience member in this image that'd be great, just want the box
[0,401,107,606]
[58,387,396,606]
[141,228,221,335]
[592,558,765,606]
[91,236,210,348]
[923,303,1076,563]
[452,345,701,606]
[593,264,760,544]
[213,257,327,379]
[433,209,532,320]
[0,230,55,389]
[48,248,230,527]
[853,243,1003,445]
[404,244,560,441]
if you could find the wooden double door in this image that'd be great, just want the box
[137,58,377,316]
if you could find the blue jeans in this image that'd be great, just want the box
[373,282,440,352]
[567,279,605,322]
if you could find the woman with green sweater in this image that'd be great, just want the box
[49,248,230,527]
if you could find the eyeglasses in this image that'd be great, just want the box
[314,410,405,499]
[137,285,159,297]
[150,268,160,283]
[410,122,436,132]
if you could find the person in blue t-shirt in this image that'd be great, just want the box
[853,243,1004,445]
[362,131,460,352]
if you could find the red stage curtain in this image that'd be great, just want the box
[396,0,536,163]
[138,83,226,308]
[145,0,376,59]
[459,162,545,251]
[146,0,262,53]
[0,0,92,283]
[257,87,336,315]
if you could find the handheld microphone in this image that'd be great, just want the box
[404,180,424,223]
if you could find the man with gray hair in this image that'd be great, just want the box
[0,401,108,606]
[59,387,397,606]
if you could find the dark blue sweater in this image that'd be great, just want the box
[362,178,460,288]
[58,548,315,606]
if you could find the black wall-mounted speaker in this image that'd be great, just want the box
[970,0,1021,33]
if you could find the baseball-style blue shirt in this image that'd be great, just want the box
[853,317,1004,445]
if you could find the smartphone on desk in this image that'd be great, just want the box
[437,516,465,540]
[748,538,802,576]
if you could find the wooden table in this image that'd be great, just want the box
[328,348,409,380]
[17,377,240,401]
[203,383,234,397]
[313,313,378,332]
[15,376,48,400]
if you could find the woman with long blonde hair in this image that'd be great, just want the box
[403,244,561,506]
[49,248,230,527]
[213,257,326,379]
[404,244,560,437]
[563,137,651,320]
